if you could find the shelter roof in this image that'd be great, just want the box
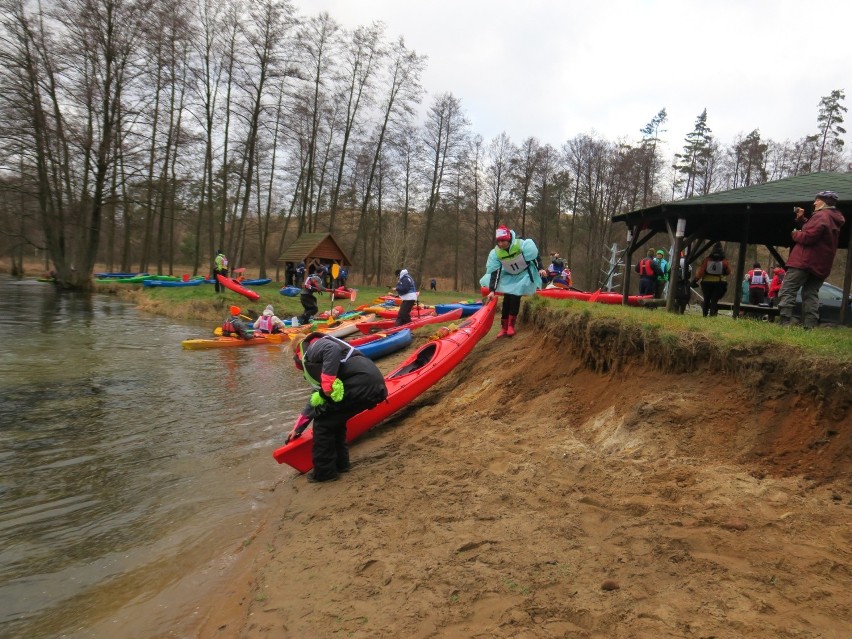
[612,172,851,249]
[278,233,352,266]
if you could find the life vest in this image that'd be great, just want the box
[299,334,357,391]
[748,269,766,286]
[638,258,655,276]
[303,274,323,293]
[256,315,277,333]
[222,318,243,336]
[214,254,228,270]
[496,238,535,281]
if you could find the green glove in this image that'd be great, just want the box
[330,378,344,402]
[310,391,326,407]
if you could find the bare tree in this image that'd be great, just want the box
[511,136,540,237]
[349,36,424,267]
[0,0,149,289]
[231,0,294,269]
[295,11,338,227]
[485,132,514,236]
[414,92,468,278]
[327,21,384,231]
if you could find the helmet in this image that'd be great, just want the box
[229,306,241,316]
[495,226,511,242]
[815,190,839,205]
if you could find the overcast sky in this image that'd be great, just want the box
[294,0,849,156]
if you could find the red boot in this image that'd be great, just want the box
[506,315,516,337]
[496,317,509,338]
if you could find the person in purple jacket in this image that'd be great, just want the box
[777,190,845,328]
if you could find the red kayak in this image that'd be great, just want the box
[216,274,260,301]
[536,288,651,306]
[273,298,497,472]
[356,307,463,334]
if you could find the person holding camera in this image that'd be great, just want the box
[776,191,845,328]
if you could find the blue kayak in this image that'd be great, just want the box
[434,302,483,317]
[355,329,412,360]
[280,285,301,297]
[240,278,272,286]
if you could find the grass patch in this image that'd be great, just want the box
[527,296,852,362]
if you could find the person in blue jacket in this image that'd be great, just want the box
[480,225,545,338]
[393,268,418,326]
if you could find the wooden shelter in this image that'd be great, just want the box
[611,172,851,322]
[278,233,352,278]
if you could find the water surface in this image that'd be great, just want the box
[0,276,303,638]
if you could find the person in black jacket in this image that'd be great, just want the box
[285,333,388,482]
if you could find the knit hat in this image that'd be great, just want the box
[815,190,839,206]
[656,250,664,256]
[495,226,511,242]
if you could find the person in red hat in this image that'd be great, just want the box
[480,225,545,338]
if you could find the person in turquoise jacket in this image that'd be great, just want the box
[480,225,544,338]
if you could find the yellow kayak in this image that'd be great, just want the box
[181,332,289,350]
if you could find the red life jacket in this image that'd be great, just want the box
[748,269,767,287]
[639,258,654,276]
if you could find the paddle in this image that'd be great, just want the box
[329,264,340,316]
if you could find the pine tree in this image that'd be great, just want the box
[816,89,846,171]
[674,109,712,198]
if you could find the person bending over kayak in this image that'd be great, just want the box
[253,304,286,333]
[285,333,388,482]
[480,225,545,338]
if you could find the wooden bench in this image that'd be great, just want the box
[715,301,779,320]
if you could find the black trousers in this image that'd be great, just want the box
[299,292,318,323]
[396,299,415,325]
[701,281,727,317]
[312,399,380,479]
[213,269,228,292]
[500,294,521,319]
[749,288,767,305]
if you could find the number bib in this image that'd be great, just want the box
[499,251,528,274]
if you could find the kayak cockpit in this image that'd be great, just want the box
[388,343,437,378]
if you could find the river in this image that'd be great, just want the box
[0,276,304,638]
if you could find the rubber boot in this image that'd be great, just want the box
[496,318,509,338]
[506,315,517,337]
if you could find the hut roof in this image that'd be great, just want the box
[279,233,352,266]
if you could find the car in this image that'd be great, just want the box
[794,282,852,326]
